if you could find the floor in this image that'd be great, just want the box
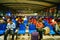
[0,34,60,40]
[0,26,60,40]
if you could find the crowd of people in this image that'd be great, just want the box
[0,16,60,40]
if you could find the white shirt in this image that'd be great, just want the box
[6,22,16,30]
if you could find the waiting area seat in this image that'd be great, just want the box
[0,23,6,35]
[17,23,26,34]
[29,23,36,34]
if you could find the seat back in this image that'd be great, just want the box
[2,23,6,30]
[23,20,28,25]
[43,20,49,27]
[43,20,55,34]
[29,23,36,30]
[46,23,55,34]
[19,23,26,30]
[0,24,2,30]
[0,23,6,30]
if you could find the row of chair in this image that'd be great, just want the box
[0,23,36,35]
[0,20,60,36]
[18,23,36,34]
[0,23,6,35]
[43,20,55,34]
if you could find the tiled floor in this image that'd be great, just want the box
[0,35,60,40]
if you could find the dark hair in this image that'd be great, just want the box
[38,19,42,22]
[9,17,12,21]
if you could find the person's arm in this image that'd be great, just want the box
[13,23,16,29]
[36,23,39,29]
[55,24,59,32]
[5,23,10,32]
[6,23,9,29]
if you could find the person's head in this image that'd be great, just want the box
[39,17,43,21]
[37,19,42,23]
[38,18,42,22]
[52,19,55,22]
[7,18,12,23]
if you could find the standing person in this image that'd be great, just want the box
[36,20,44,40]
[4,18,16,40]
[55,19,60,34]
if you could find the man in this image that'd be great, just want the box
[36,20,44,40]
[4,18,16,40]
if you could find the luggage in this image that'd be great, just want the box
[31,32,39,40]
[43,27,50,34]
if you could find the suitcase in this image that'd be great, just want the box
[43,27,50,34]
[31,32,39,40]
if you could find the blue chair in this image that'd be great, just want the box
[43,20,49,27]
[43,20,55,35]
[29,23,36,34]
[23,19,28,26]
[47,24,55,35]
[17,23,26,34]
[46,24,55,35]
[49,30,55,35]
[0,23,6,35]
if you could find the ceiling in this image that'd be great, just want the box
[0,0,60,12]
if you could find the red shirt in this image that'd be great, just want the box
[29,18,37,25]
[18,18,23,22]
[36,22,44,28]
[50,21,57,26]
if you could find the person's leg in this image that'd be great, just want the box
[4,30,9,40]
[11,30,14,40]
[16,32,18,40]
[39,31,43,40]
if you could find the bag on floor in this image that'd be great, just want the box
[31,32,39,40]
[43,27,50,34]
